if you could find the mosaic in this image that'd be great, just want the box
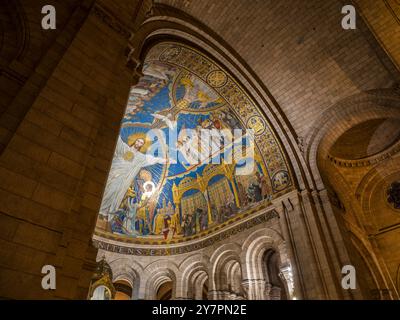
[94,43,291,246]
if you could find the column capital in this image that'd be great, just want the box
[271,189,300,214]
[242,279,266,300]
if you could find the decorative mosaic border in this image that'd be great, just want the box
[146,43,292,192]
[93,42,294,250]
[93,208,280,256]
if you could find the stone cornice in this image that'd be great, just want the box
[327,139,400,168]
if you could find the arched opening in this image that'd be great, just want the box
[113,280,133,300]
[262,249,288,300]
[329,119,400,160]
[144,262,178,300]
[211,249,245,300]
[227,260,244,298]
[310,93,400,299]
[208,243,244,300]
[157,281,173,300]
[181,268,207,300]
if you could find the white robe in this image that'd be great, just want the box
[100,136,165,218]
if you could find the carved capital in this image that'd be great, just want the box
[272,190,299,214]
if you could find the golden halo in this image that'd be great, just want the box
[127,133,152,153]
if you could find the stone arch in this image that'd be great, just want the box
[304,89,400,299]
[262,249,289,300]
[143,260,180,300]
[94,36,301,248]
[113,279,133,300]
[225,259,244,298]
[194,271,209,300]
[240,227,288,299]
[93,7,311,249]
[107,257,143,299]
[209,243,242,298]
[186,269,209,300]
[348,225,392,299]
[353,160,400,299]
[305,89,400,190]
[178,253,209,299]
[241,228,286,279]
[357,159,400,227]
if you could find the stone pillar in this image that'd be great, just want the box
[194,285,203,300]
[269,286,282,300]
[299,190,346,299]
[242,279,266,300]
[208,290,221,300]
[280,265,295,299]
[264,282,272,300]
[0,1,144,299]
[317,188,364,300]
[273,189,356,299]
[273,194,303,299]
[273,190,329,299]
[264,282,281,300]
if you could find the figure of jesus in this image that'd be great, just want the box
[99,136,166,220]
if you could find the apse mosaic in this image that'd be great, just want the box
[95,43,292,244]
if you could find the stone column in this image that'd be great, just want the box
[194,285,203,300]
[242,279,266,300]
[264,282,272,300]
[272,190,330,299]
[269,286,282,300]
[279,265,295,299]
[208,290,223,300]
[273,193,304,299]
[317,188,364,299]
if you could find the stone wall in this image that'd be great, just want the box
[0,1,136,299]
